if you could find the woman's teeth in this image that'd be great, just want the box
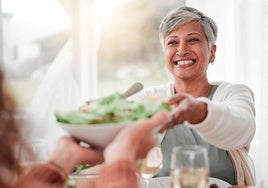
[175,60,193,66]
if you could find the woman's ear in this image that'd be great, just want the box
[209,44,217,63]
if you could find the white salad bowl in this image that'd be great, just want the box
[58,121,135,149]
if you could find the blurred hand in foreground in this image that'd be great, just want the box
[104,112,169,164]
[48,136,104,174]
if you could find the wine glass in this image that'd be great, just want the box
[18,139,49,168]
[170,145,209,188]
[139,134,163,188]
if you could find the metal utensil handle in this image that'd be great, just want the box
[123,82,144,98]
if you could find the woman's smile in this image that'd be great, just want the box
[173,59,196,67]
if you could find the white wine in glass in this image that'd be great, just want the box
[170,145,209,188]
[171,167,209,188]
[139,146,163,187]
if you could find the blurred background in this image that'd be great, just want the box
[0,0,267,186]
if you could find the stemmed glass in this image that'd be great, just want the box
[170,145,209,188]
[139,134,163,188]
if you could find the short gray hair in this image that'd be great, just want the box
[159,6,218,48]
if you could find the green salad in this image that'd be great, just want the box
[55,92,171,125]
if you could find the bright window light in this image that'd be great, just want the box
[96,0,131,19]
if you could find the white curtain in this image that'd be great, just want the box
[28,0,99,151]
[187,0,268,186]
[30,40,81,151]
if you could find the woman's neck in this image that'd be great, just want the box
[174,80,212,98]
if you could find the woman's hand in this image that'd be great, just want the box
[163,93,208,130]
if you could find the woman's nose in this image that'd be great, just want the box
[176,43,190,56]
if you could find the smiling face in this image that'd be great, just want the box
[164,21,216,82]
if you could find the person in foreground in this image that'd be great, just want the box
[0,66,168,188]
[130,6,256,185]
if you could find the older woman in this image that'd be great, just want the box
[130,6,256,185]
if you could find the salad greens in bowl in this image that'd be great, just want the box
[55,92,171,149]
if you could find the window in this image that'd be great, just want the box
[96,0,182,96]
[1,0,184,106]
[1,0,70,106]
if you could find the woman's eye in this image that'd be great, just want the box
[188,38,200,43]
[167,41,177,46]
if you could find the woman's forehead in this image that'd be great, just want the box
[167,21,206,38]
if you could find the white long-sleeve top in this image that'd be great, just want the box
[131,81,255,149]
